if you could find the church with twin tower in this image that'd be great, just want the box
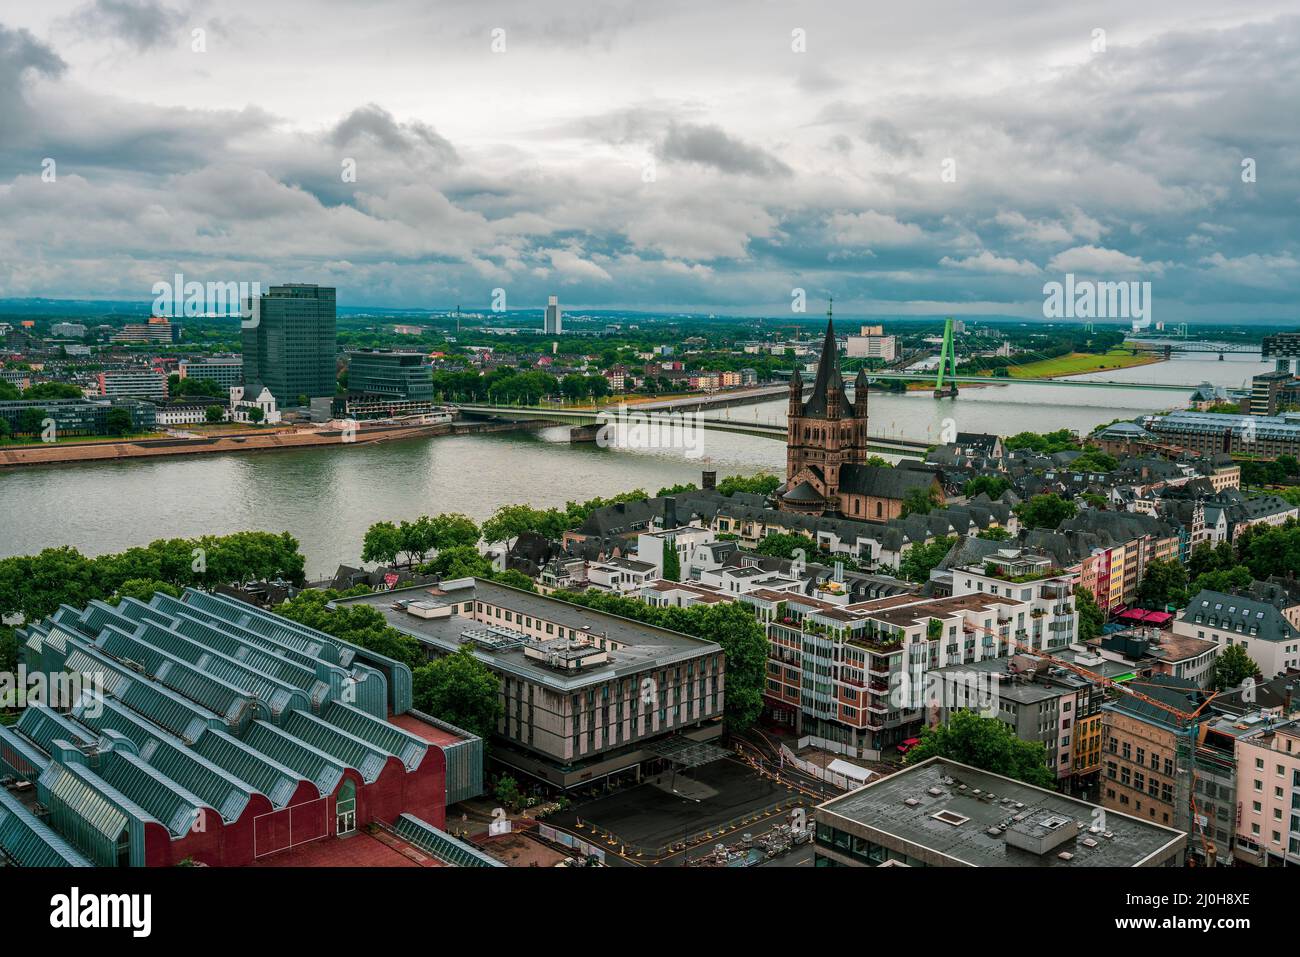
[779,303,940,521]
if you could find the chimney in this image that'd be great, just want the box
[702,470,717,490]
[663,496,678,530]
[1286,683,1294,715]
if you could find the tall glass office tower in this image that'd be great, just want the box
[241,284,337,406]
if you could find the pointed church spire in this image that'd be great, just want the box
[854,366,870,418]
[803,298,842,419]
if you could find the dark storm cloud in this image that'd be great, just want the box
[0,3,1296,318]
[70,0,187,52]
[329,104,459,167]
[657,123,792,178]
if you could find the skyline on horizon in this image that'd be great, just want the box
[0,1,1296,321]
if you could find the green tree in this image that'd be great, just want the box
[900,485,941,518]
[964,475,1011,499]
[425,545,494,579]
[1015,493,1077,529]
[662,536,681,582]
[17,407,46,437]
[491,569,536,591]
[204,405,224,423]
[1136,558,1188,609]
[247,407,265,424]
[108,578,182,605]
[481,504,566,543]
[428,513,480,551]
[688,601,767,732]
[905,710,1056,789]
[397,516,440,566]
[361,521,403,565]
[104,407,133,436]
[1213,644,1261,692]
[755,532,813,560]
[976,526,1011,541]
[1003,429,1080,454]
[1189,565,1253,595]
[1074,586,1105,643]
[716,472,781,497]
[22,382,83,401]
[0,626,18,674]
[897,537,957,583]
[275,589,422,670]
[412,646,503,741]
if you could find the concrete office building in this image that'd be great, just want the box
[97,370,168,399]
[337,578,726,790]
[242,284,337,406]
[814,757,1186,867]
[347,349,435,402]
[844,325,898,361]
[181,357,243,389]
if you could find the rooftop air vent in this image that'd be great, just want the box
[1057,851,1074,861]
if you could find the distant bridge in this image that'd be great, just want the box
[772,371,1205,392]
[1127,339,1257,355]
[451,403,932,456]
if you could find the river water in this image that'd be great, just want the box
[0,351,1272,577]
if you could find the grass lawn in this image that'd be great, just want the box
[1003,350,1160,379]
[0,431,165,448]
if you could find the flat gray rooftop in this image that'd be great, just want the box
[336,579,720,692]
[818,757,1185,867]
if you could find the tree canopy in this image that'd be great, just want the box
[905,710,1056,789]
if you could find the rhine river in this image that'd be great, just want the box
[0,351,1273,578]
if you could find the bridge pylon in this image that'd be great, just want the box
[933,317,959,398]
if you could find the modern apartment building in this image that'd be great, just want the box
[111,318,178,343]
[242,283,337,405]
[744,556,1077,760]
[97,369,168,399]
[337,579,726,790]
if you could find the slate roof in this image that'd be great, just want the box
[1180,588,1300,645]
[839,463,938,499]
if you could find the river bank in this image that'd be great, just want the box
[0,419,531,468]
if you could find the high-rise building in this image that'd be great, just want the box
[544,295,563,335]
[241,284,337,406]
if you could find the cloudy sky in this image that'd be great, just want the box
[0,0,1297,320]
